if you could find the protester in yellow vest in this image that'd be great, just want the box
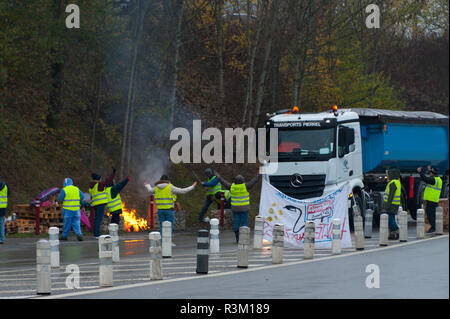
[144,175,197,244]
[216,172,260,243]
[418,166,443,233]
[199,168,222,223]
[105,177,130,226]
[89,168,115,238]
[214,190,231,209]
[383,169,401,240]
[58,178,85,241]
[0,178,10,244]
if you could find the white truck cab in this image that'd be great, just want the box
[263,107,365,222]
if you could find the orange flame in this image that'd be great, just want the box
[114,202,149,232]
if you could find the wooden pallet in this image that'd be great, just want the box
[5,221,18,234]
[15,219,48,233]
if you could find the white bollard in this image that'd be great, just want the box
[237,226,250,268]
[48,227,60,268]
[379,214,388,246]
[416,209,425,239]
[161,221,172,258]
[98,235,113,287]
[149,232,163,280]
[364,209,373,238]
[354,215,364,250]
[399,211,408,242]
[332,218,341,255]
[435,207,443,235]
[395,206,402,225]
[253,216,264,249]
[108,223,120,263]
[209,218,220,254]
[304,221,315,259]
[272,224,284,264]
[36,240,51,295]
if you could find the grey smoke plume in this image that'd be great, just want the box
[136,147,171,197]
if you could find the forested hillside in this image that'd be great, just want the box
[0,0,448,222]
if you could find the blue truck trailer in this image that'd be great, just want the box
[354,108,449,221]
[264,107,449,226]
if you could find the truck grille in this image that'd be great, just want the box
[269,175,326,200]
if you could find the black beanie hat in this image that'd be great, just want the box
[91,173,101,181]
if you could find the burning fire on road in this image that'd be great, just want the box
[107,202,149,232]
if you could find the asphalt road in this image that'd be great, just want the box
[44,235,449,299]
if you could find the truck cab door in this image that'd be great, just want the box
[336,125,356,183]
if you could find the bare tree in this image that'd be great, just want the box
[120,0,147,179]
[214,0,225,120]
[242,0,265,127]
[252,0,280,128]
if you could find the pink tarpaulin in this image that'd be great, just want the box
[80,208,92,231]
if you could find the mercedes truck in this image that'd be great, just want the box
[263,106,449,227]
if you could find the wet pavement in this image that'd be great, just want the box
[0,221,447,299]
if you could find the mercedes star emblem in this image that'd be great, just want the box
[290,174,304,188]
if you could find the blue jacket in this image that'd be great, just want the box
[203,176,219,187]
[58,178,85,211]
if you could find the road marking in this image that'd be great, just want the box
[37,234,448,299]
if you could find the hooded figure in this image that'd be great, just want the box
[58,178,85,241]
[216,172,260,243]
[0,178,10,244]
[144,175,196,240]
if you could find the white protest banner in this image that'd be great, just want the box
[259,179,352,249]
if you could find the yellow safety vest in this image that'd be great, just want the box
[0,185,8,209]
[384,179,401,205]
[206,176,222,196]
[106,187,122,213]
[230,183,250,207]
[423,176,442,203]
[155,184,175,210]
[214,190,230,204]
[89,183,108,207]
[62,185,81,211]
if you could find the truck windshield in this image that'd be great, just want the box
[276,128,336,161]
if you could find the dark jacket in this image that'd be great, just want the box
[419,171,438,186]
[419,172,441,206]
[89,171,115,193]
[0,181,10,217]
[108,177,130,199]
[216,173,260,212]
[383,179,399,214]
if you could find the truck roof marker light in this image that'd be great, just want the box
[292,106,299,114]
[332,105,338,116]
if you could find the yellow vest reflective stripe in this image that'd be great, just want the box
[230,183,250,207]
[106,187,122,213]
[383,179,401,205]
[0,185,8,209]
[155,184,175,209]
[423,176,442,203]
[89,183,108,206]
[206,176,222,195]
[62,185,81,211]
